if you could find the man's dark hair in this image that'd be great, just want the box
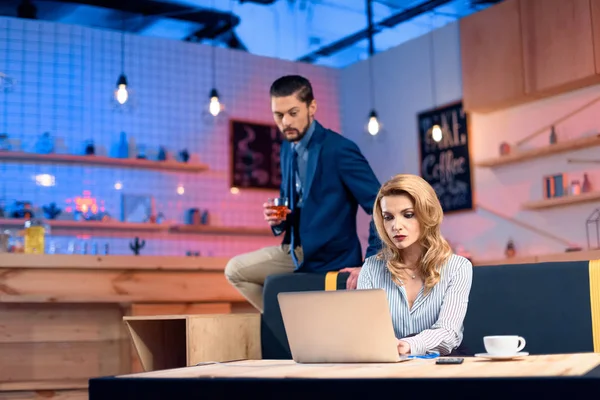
[269,75,314,105]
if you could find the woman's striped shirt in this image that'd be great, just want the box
[357,253,473,356]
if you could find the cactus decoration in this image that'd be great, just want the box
[42,202,62,219]
[129,237,146,255]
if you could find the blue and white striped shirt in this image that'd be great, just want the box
[357,254,473,356]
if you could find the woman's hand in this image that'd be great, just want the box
[397,340,411,355]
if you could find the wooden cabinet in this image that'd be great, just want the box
[460,0,525,112]
[461,0,600,112]
[520,0,597,94]
[592,0,600,74]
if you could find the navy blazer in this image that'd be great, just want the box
[274,120,382,273]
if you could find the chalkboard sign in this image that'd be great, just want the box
[230,119,282,190]
[417,101,474,213]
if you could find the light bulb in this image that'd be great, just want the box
[432,124,442,142]
[115,74,129,105]
[209,96,221,116]
[367,116,380,136]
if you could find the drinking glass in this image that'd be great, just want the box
[266,197,289,220]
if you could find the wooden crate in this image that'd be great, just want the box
[124,313,261,372]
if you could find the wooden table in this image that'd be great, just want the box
[89,353,600,399]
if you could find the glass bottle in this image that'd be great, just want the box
[24,219,47,254]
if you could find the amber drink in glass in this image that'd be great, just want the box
[267,197,289,220]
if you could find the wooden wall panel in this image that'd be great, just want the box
[0,304,123,343]
[130,302,232,316]
[520,0,597,93]
[0,340,127,382]
[592,0,600,73]
[0,269,244,303]
[460,0,525,111]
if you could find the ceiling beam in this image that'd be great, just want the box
[296,0,454,63]
[36,0,241,27]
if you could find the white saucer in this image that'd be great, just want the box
[474,352,529,360]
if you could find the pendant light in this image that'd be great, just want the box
[207,0,222,117]
[365,0,381,136]
[113,14,130,107]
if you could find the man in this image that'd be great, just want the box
[225,75,381,312]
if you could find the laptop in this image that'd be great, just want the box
[277,288,410,363]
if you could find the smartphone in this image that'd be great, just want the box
[436,357,464,365]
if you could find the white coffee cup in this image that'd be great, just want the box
[483,335,526,355]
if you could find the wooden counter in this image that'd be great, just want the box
[473,249,600,266]
[0,254,250,400]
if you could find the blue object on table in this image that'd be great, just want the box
[408,352,440,360]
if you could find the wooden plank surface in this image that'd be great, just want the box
[0,304,124,343]
[0,379,88,391]
[520,0,597,94]
[459,0,525,112]
[130,303,232,316]
[0,340,127,382]
[118,353,600,379]
[0,389,89,400]
[522,191,600,210]
[0,254,229,271]
[476,134,600,168]
[187,314,261,365]
[474,249,600,266]
[0,268,244,303]
[0,150,209,173]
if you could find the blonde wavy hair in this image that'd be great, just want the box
[373,174,452,291]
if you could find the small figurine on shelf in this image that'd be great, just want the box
[549,125,557,145]
[129,236,146,255]
[118,132,129,158]
[12,201,34,219]
[136,144,147,159]
[201,210,209,225]
[158,146,167,161]
[0,133,11,151]
[505,238,516,258]
[35,132,54,154]
[499,142,511,156]
[179,149,190,163]
[582,173,592,193]
[42,202,62,220]
[85,139,95,155]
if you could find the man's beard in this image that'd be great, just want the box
[284,115,311,143]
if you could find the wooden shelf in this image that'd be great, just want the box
[0,218,169,231]
[0,151,209,173]
[476,135,600,168]
[522,191,600,210]
[0,218,273,237]
[0,254,230,271]
[473,249,600,266]
[169,224,273,237]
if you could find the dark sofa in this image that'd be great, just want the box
[261,259,600,358]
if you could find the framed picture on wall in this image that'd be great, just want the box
[417,100,474,213]
[230,119,282,190]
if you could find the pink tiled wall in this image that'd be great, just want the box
[0,17,340,256]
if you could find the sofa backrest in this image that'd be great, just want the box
[261,260,600,358]
[463,260,599,355]
[261,271,348,359]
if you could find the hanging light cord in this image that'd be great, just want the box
[366,0,376,110]
[120,13,125,75]
[428,12,436,108]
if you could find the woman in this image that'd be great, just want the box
[357,174,473,356]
